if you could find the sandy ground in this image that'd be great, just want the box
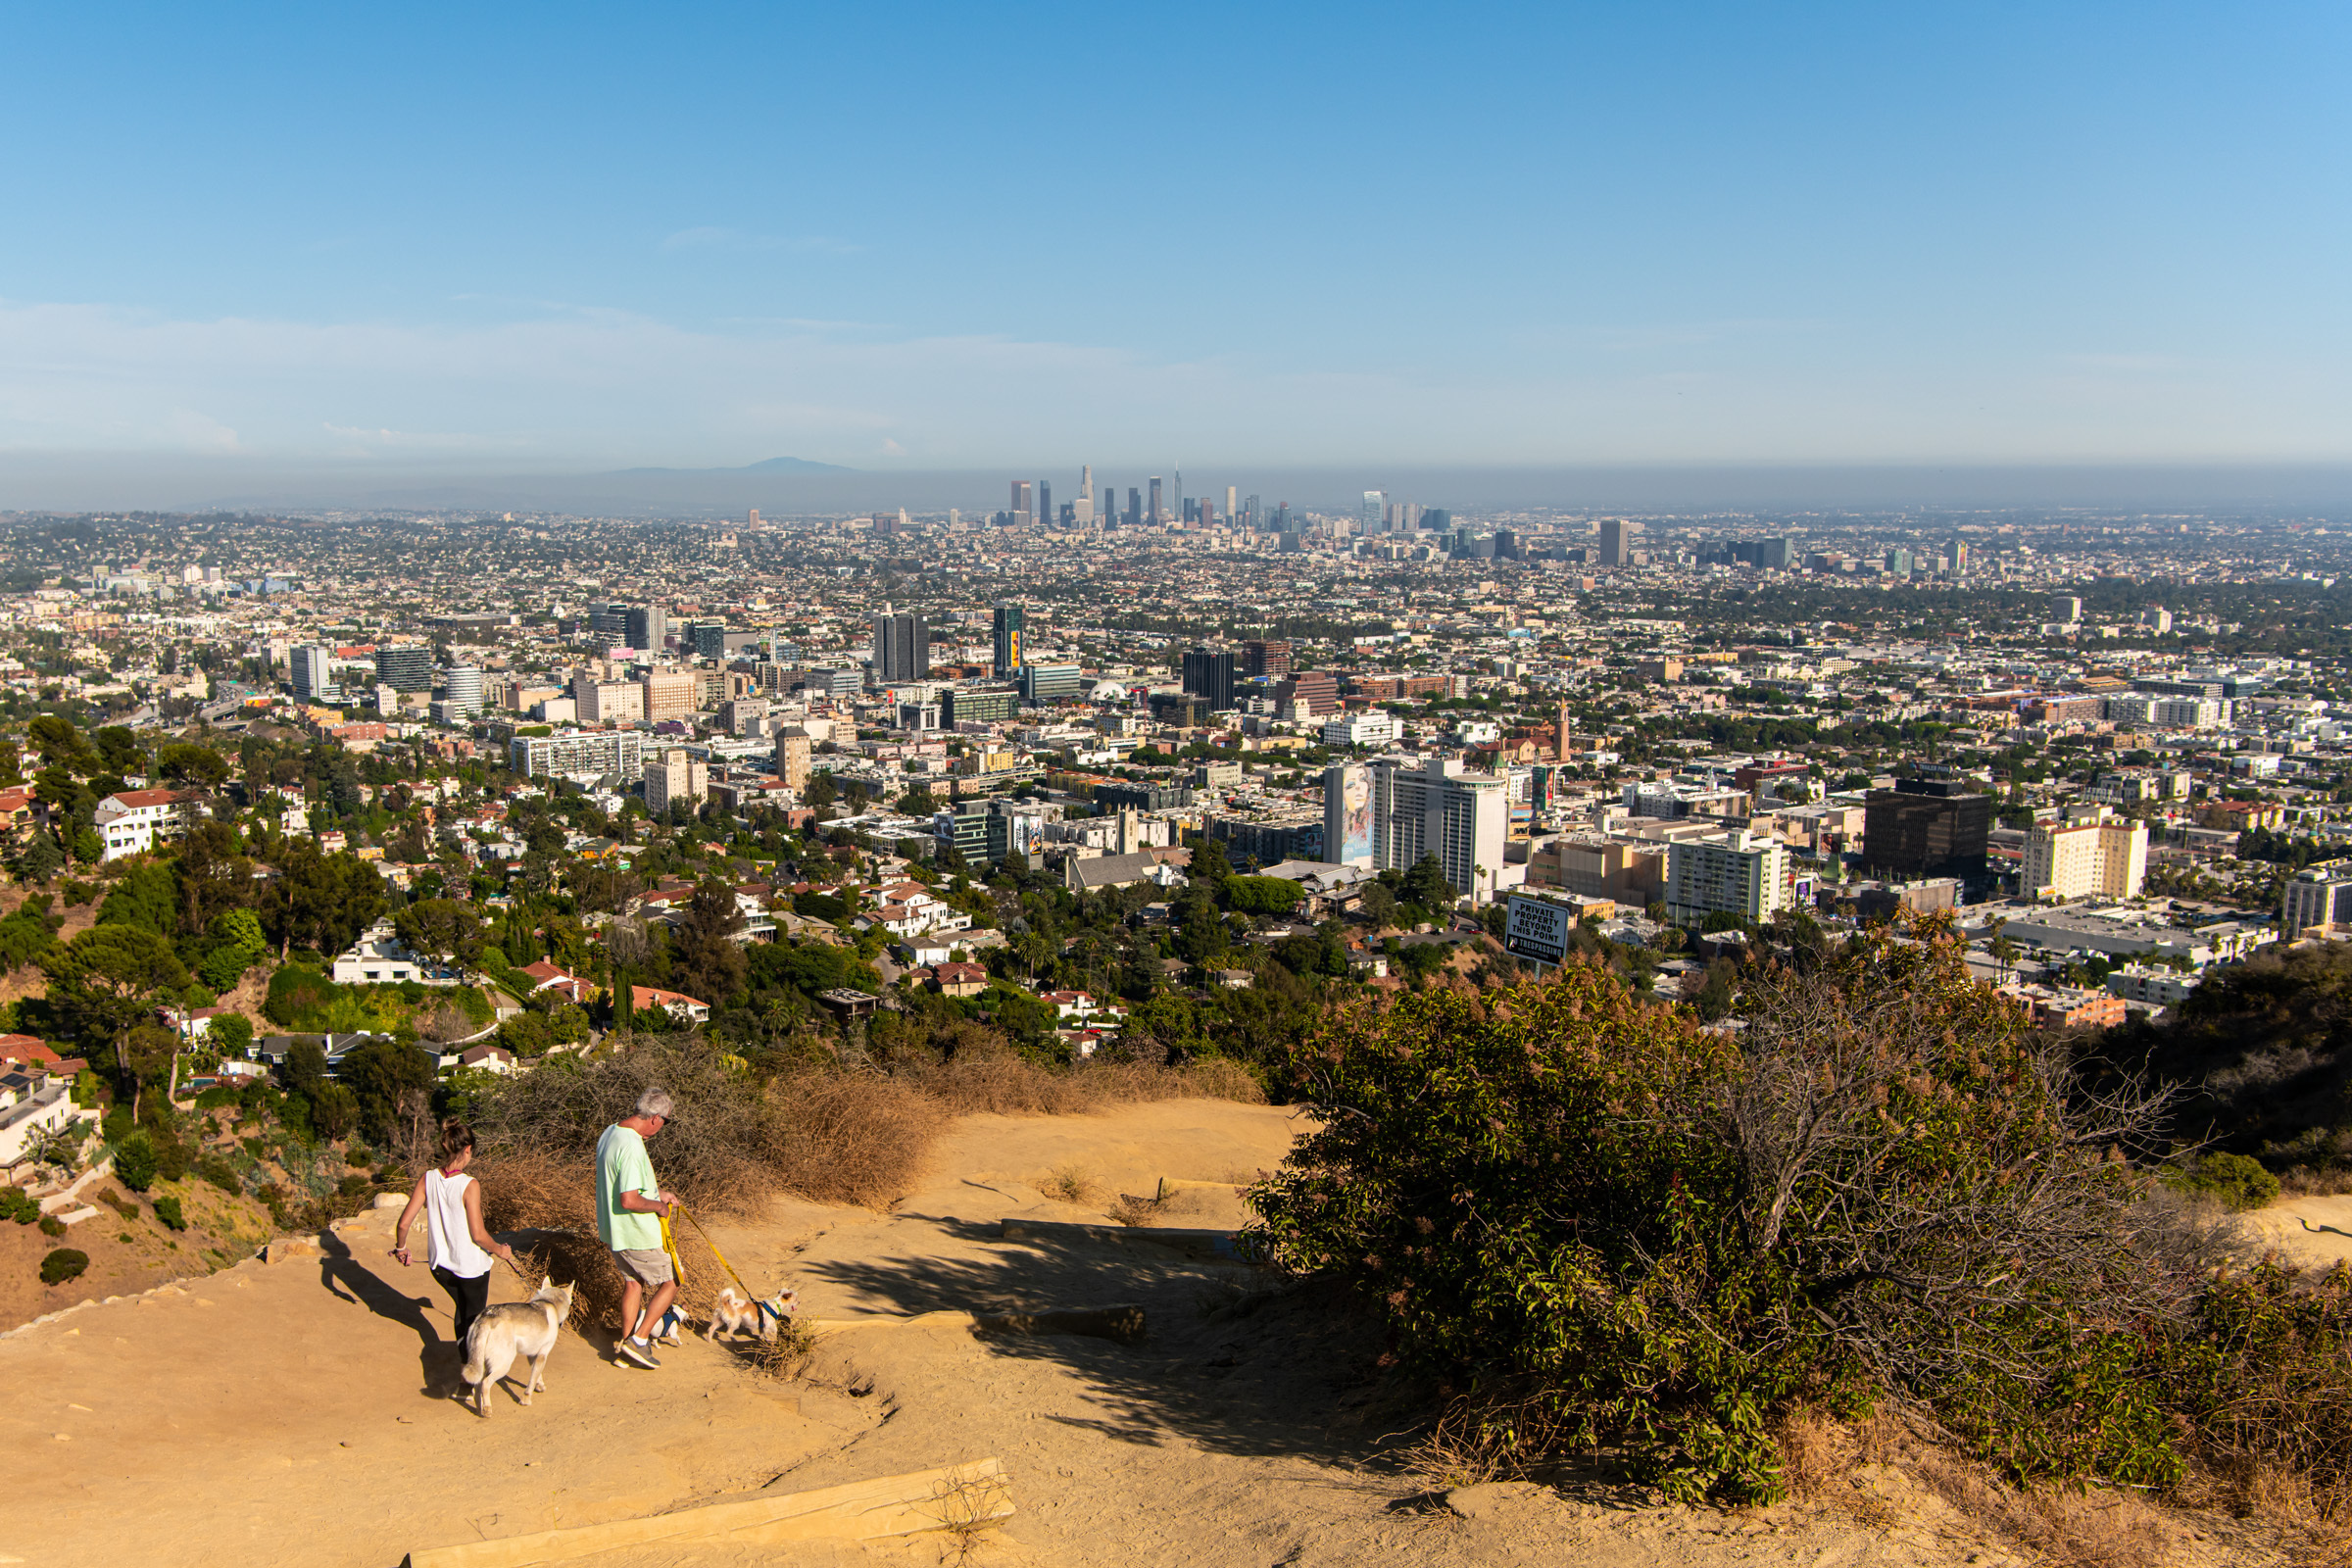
[3,1098,2087,1568]
[2236,1194,2352,1270]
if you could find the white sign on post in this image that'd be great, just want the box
[1504,895,1570,966]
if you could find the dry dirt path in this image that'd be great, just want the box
[2,1099,2034,1568]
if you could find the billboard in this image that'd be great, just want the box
[1323,763,1372,865]
[1503,895,1571,966]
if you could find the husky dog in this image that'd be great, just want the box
[705,1285,800,1341]
[460,1279,575,1417]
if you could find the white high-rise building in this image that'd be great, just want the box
[290,644,336,701]
[1360,490,1386,535]
[1368,757,1509,905]
[442,665,482,716]
[1665,831,1792,926]
[644,747,710,815]
[1074,465,1096,525]
[2023,806,2147,901]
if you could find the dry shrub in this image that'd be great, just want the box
[1773,1406,1859,1501]
[1106,1192,1160,1227]
[761,1068,944,1208]
[904,1042,1263,1115]
[1040,1162,1102,1206]
[1906,1450,2180,1568]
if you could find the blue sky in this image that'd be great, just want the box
[2,2,2347,477]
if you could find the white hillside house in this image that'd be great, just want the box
[331,919,464,986]
[94,788,195,861]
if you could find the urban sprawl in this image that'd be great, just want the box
[4,476,2351,1163]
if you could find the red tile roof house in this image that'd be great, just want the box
[0,1035,60,1070]
[933,961,988,998]
[514,959,593,1004]
[630,986,711,1025]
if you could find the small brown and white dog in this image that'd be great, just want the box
[705,1285,800,1341]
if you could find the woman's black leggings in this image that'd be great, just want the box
[433,1265,492,1348]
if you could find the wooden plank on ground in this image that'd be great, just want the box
[404,1457,1011,1568]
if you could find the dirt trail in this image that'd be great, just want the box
[2,1099,2040,1568]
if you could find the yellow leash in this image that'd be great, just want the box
[670,1202,786,1327]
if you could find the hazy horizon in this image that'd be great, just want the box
[8,457,2352,521]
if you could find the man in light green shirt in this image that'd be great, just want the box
[596,1087,678,1369]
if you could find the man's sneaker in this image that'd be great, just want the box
[616,1338,661,1369]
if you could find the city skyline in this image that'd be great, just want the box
[3,4,2350,498]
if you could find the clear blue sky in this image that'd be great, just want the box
[2,2,2347,477]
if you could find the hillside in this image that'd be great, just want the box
[0,1097,2132,1568]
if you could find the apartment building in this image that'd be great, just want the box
[1527,834,1669,906]
[572,676,646,724]
[640,669,699,722]
[1369,756,1510,904]
[1321,711,1397,748]
[774,730,812,793]
[644,748,710,815]
[511,729,646,784]
[1664,831,1793,926]
[2022,806,2148,901]
[2283,862,2352,941]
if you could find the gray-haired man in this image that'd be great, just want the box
[596,1086,679,1368]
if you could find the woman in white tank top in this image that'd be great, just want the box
[390,1121,516,1353]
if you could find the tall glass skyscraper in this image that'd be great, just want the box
[1360,490,1386,534]
[991,602,1024,678]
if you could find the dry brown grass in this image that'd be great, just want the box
[466,1035,1268,1330]
[902,1046,1263,1116]
[1773,1406,2202,1568]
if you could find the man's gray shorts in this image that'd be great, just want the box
[612,1247,673,1287]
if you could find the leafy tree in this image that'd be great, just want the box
[260,840,385,957]
[93,726,142,775]
[38,926,190,1113]
[337,1036,435,1145]
[310,1081,361,1141]
[96,858,177,936]
[1252,921,2177,1502]
[209,1011,254,1059]
[1399,854,1452,910]
[114,1131,158,1192]
[392,899,484,969]
[279,1038,327,1102]
[13,828,65,884]
[1224,876,1305,917]
[156,743,231,790]
[25,714,96,773]
[674,880,748,1004]
[1184,834,1233,885]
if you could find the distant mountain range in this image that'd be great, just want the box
[607,455,857,477]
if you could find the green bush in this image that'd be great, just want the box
[195,1155,240,1194]
[151,1195,187,1231]
[1250,923,2205,1502]
[38,1214,64,1238]
[0,1187,40,1224]
[39,1248,87,1286]
[114,1131,157,1192]
[2167,1151,2281,1212]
